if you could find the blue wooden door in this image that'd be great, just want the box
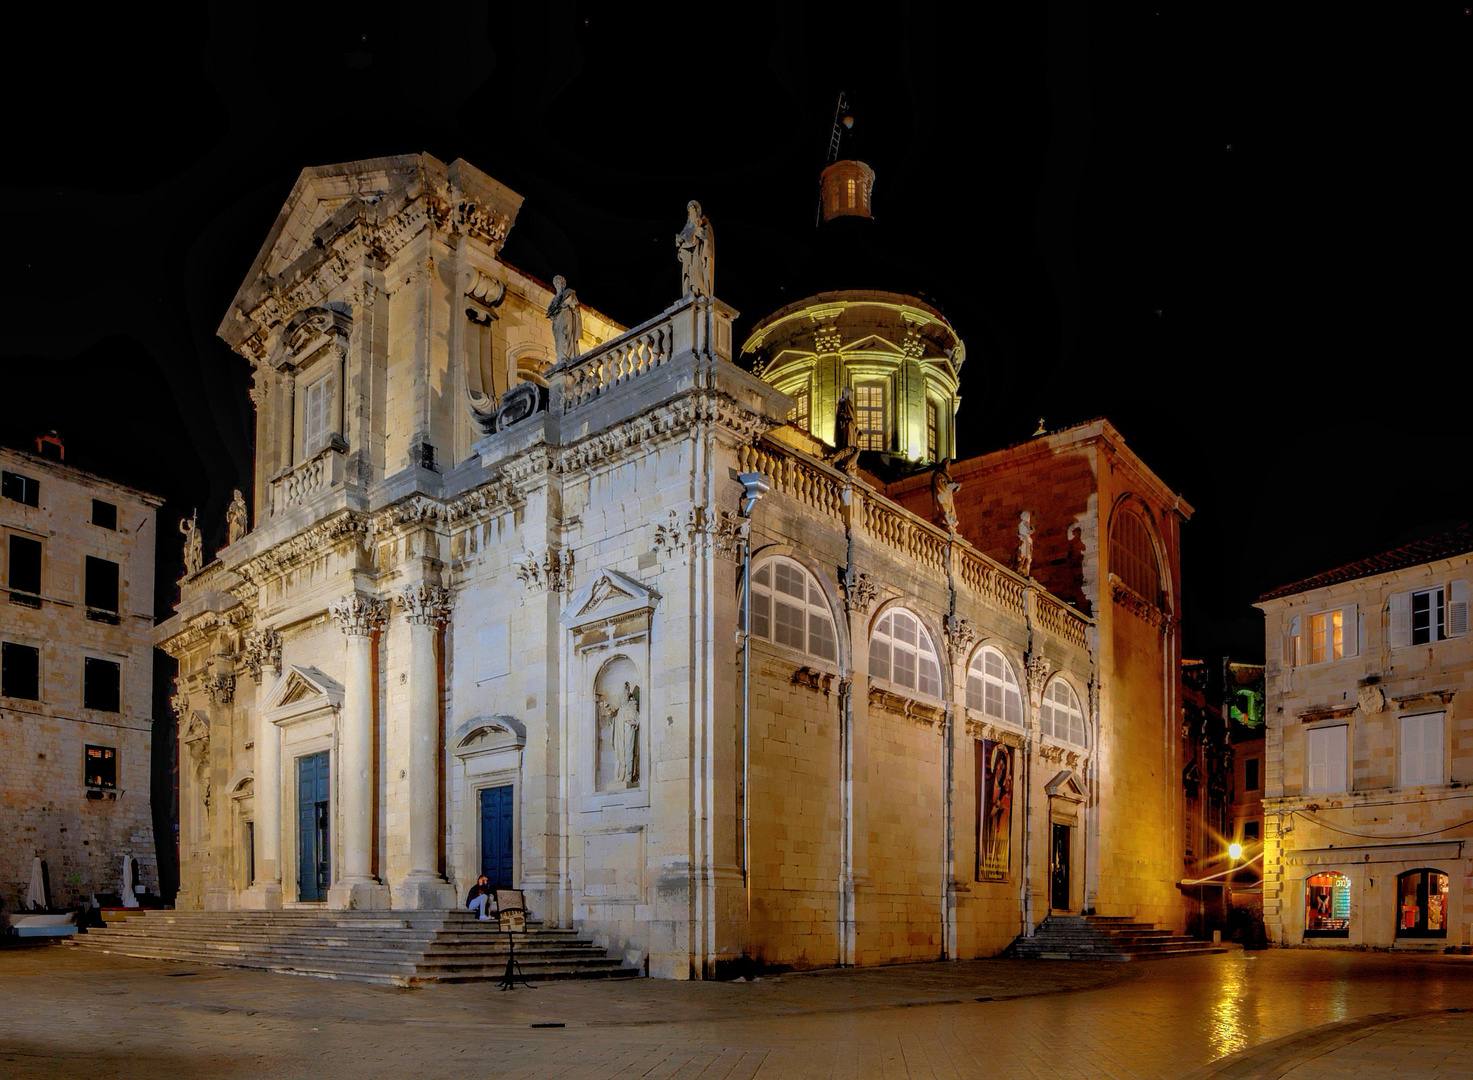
[297,752,331,902]
[480,785,514,890]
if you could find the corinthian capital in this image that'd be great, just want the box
[329,593,387,637]
[397,582,451,627]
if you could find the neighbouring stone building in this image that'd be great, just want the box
[158,151,1194,977]
[1257,525,1473,948]
[1,440,163,910]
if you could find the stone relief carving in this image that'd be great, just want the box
[515,547,574,594]
[465,269,505,322]
[546,274,583,366]
[204,673,236,706]
[241,628,283,681]
[709,511,750,562]
[397,583,452,627]
[471,379,549,437]
[830,386,861,474]
[676,200,714,299]
[653,507,699,557]
[944,613,977,664]
[170,677,189,719]
[1014,510,1034,577]
[225,489,249,546]
[1024,655,1052,708]
[1358,684,1386,714]
[839,569,879,615]
[329,594,387,637]
[932,459,960,533]
[179,511,203,577]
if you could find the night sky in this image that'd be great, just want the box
[2,3,1468,665]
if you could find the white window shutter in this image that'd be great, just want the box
[1389,592,1412,649]
[1285,615,1301,666]
[1449,580,1470,638]
[1401,715,1421,786]
[1423,714,1444,786]
[1327,726,1347,793]
[1340,604,1359,658]
[1307,729,1327,793]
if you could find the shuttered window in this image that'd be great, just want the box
[1299,606,1357,664]
[1305,725,1347,794]
[1401,713,1444,788]
[302,370,339,457]
[1390,582,1469,648]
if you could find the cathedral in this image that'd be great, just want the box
[160,151,1191,978]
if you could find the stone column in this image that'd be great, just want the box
[240,694,283,910]
[327,594,390,910]
[394,582,455,909]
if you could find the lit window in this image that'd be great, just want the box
[750,557,837,663]
[787,388,811,433]
[1400,712,1444,787]
[926,399,940,461]
[1039,678,1085,745]
[1305,724,1347,794]
[1305,872,1350,936]
[1309,610,1344,663]
[84,744,117,789]
[846,178,856,208]
[966,646,1021,726]
[1396,868,1449,937]
[854,382,886,451]
[302,370,339,457]
[1109,508,1161,606]
[869,608,942,698]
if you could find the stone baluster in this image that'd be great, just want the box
[327,593,390,910]
[395,582,455,908]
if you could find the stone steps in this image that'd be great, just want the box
[71,908,640,986]
[1005,914,1229,961]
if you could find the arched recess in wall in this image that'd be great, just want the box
[867,600,945,700]
[1108,494,1172,612]
[745,545,850,668]
[964,643,1024,727]
[593,656,643,792]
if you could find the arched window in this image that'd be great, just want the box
[1305,872,1350,937]
[750,557,838,663]
[1039,677,1085,745]
[1110,506,1162,606]
[966,646,1022,726]
[869,608,942,698]
[1396,868,1449,937]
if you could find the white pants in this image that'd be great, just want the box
[468,894,493,920]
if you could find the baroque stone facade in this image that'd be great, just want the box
[158,152,1192,977]
[1,444,163,910]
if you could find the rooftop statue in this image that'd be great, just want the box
[831,386,861,475]
[676,200,714,299]
[225,489,248,546]
[546,274,582,366]
[932,459,960,534]
[1014,510,1035,578]
[180,511,203,577]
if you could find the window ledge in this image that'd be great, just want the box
[867,678,945,727]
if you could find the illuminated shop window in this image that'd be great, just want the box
[750,557,837,663]
[869,608,942,698]
[1039,677,1085,746]
[1305,872,1350,937]
[854,382,886,451]
[1396,868,1449,938]
[966,646,1021,725]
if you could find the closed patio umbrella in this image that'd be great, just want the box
[26,856,46,910]
[121,855,139,907]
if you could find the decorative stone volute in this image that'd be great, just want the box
[397,583,451,627]
[241,628,283,682]
[329,594,387,637]
[1025,655,1052,709]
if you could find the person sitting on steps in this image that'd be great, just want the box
[466,874,494,921]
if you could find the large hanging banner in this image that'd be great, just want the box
[977,739,1014,882]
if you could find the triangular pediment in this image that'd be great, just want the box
[561,569,659,628]
[182,711,210,744]
[260,665,344,716]
[1045,769,1087,802]
[841,334,905,356]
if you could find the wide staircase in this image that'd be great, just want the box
[71,909,639,986]
[1006,914,1229,961]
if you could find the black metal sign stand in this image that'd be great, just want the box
[497,906,534,991]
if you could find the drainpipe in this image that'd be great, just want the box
[736,472,770,899]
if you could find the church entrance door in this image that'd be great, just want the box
[297,751,330,902]
[1050,822,1071,912]
[480,785,514,890]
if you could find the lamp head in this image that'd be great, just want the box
[1228,842,1243,861]
[738,472,771,517]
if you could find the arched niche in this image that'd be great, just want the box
[594,656,642,792]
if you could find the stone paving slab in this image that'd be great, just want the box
[6,945,1473,1078]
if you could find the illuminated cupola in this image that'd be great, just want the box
[820,159,876,222]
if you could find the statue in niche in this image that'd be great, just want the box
[546,275,582,366]
[931,459,960,533]
[1014,510,1035,577]
[676,200,714,298]
[831,386,861,475]
[179,511,203,577]
[225,489,248,546]
[597,680,641,788]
